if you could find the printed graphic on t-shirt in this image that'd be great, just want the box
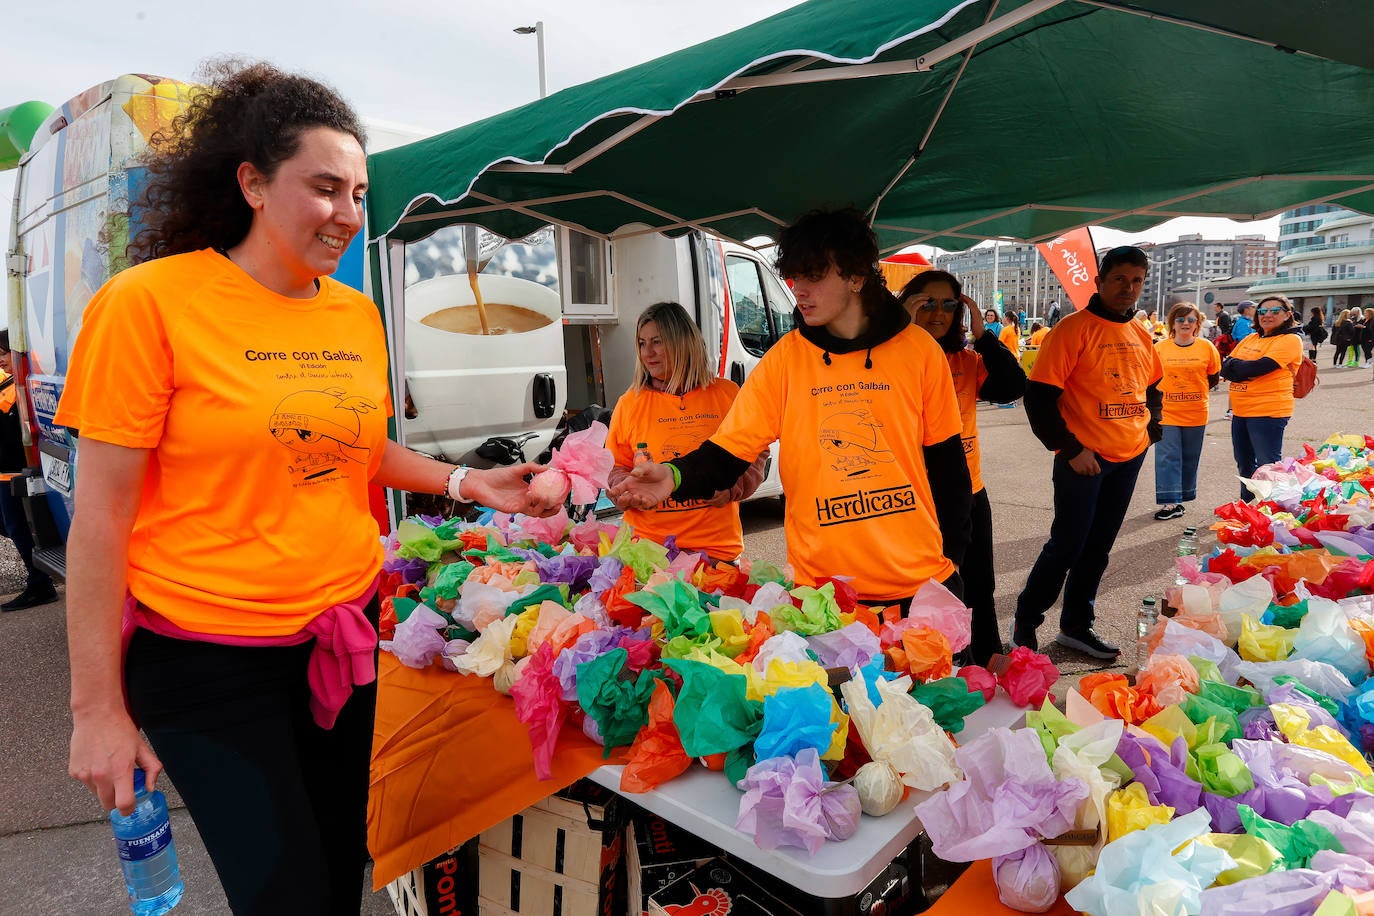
[813,406,917,528]
[1097,346,1149,419]
[654,409,725,513]
[269,386,379,481]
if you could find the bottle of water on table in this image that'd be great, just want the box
[1134,597,1158,677]
[110,768,184,915]
[1173,527,1198,586]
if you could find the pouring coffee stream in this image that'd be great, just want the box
[464,225,493,335]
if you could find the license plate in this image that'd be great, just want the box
[42,454,72,495]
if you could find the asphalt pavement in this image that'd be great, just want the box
[1,359,1370,915]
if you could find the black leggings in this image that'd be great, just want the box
[126,598,379,915]
[960,489,1002,666]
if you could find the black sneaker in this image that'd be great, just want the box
[1153,504,1185,521]
[1,582,58,612]
[1055,628,1121,659]
[1009,626,1037,652]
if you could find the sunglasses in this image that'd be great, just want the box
[918,298,960,313]
[1256,306,1290,316]
[1173,316,1198,324]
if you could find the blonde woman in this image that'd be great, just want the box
[606,302,764,561]
[1152,302,1220,520]
[1221,294,1304,500]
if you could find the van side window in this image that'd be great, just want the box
[762,269,796,338]
[726,255,770,357]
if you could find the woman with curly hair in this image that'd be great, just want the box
[59,61,559,913]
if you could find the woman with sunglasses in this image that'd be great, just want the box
[1220,294,1304,501]
[898,271,1026,664]
[1151,302,1220,520]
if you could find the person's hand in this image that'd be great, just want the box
[965,296,984,339]
[1147,420,1164,444]
[69,709,162,816]
[1067,449,1101,476]
[465,463,562,517]
[608,461,675,510]
[705,489,732,508]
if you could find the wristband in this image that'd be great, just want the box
[446,465,470,501]
[665,462,682,491]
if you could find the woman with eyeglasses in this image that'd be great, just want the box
[1220,294,1305,501]
[898,271,1026,665]
[1151,303,1220,521]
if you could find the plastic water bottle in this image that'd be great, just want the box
[110,768,184,915]
[1134,597,1158,676]
[1173,527,1198,586]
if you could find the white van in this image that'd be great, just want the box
[386,222,796,500]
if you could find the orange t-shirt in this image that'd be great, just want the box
[55,249,392,637]
[607,379,744,560]
[947,349,989,494]
[709,325,962,601]
[999,325,1021,359]
[1028,327,1049,348]
[1227,330,1304,419]
[1155,338,1221,427]
[1030,307,1163,463]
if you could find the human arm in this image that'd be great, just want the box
[66,439,162,817]
[923,433,973,566]
[1023,381,1085,460]
[1220,355,1281,381]
[966,298,986,339]
[372,440,561,516]
[972,329,1027,403]
[1146,381,1164,443]
[719,450,769,504]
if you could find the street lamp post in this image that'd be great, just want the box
[513,22,547,98]
[1152,256,1177,314]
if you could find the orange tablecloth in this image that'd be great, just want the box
[367,654,623,889]
[926,859,1078,915]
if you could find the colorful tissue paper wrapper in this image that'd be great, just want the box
[899,625,953,683]
[806,622,880,670]
[574,647,659,755]
[1307,803,1374,861]
[774,583,843,636]
[957,664,997,702]
[1238,804,1346,869]
[1195,833,1283,886]
[1079,673,1160,725]
[853,761,904,816]
[381,605,449,668]
[903,577,972,652]
[912,726,1088,860]
[1047,718,1127,887]
[840,671,961,791]
[619,679,692,793]
[1293,598,1371,684]
[626,577,710,640]
[1106,781,1175,842]
[448,613,518,676]
[750,630,814,672]
[1235,658,1358,702]
[664,658,763,757]
[909,677,987,733]
[1217,573,1276,643]
[734,748,835,855]
[545,420,614,505]
[1272,703,1373,776]
[1136,653,1201,707]
[510,643,567,780]
[1199,867,1340,916]
[1063,807,1235,916]
[1238,613,1297,662]
[999,646,1059,707]
[753,684,839,761]
[993,844,1061,914]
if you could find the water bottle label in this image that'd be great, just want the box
[116,820,171,862]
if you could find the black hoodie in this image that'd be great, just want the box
[668,299,974,568]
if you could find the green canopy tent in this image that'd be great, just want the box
[366,0,1374,254]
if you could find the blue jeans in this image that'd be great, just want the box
[1015,450,1146,634]
[1231,415,1288,500]
[1154,424,1205,505]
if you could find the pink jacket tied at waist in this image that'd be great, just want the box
[121,580,379,730]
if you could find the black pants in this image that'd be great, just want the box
[0,483,51,590]
[126,597,379,915]
[961,489,1001,666]
[1015,451,1145,634]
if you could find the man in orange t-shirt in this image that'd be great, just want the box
[1012,246,1163,660]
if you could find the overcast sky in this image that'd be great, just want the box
[2,0,1278,306]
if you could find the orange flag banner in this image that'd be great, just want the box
[1037,228,1098,312]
